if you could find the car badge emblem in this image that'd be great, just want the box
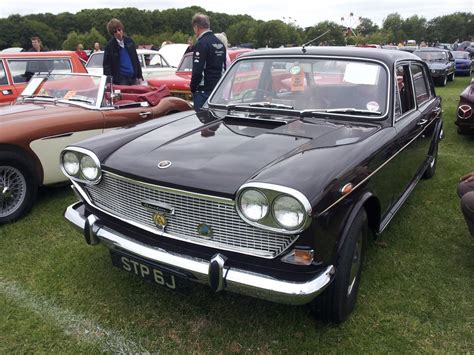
[157,160,172,169]
[197,223,213,239]
[458,105,472,119]
[152,212,167,231]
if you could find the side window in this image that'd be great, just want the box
[395,64,415,119]
[0,61,8,85]
[411,64,431,106]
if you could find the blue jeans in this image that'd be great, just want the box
[193,91,211,112]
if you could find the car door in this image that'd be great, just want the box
[0,59,18,104]
[102,105,156,131]
[391,62,428,202]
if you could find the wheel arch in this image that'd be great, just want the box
[0,144,42,186]
[336,191,381,255]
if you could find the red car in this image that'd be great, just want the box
[148,48,253,100]
[0,51,87,105]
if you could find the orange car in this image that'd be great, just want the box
[148,48,252,100]
[0,72,191,223]
[0,51,87,104]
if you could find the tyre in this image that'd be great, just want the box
[310,209,368,323]
[448,71,455,81]
[439,75,447,87]
[0,160,37,224]
[422,137,438,179]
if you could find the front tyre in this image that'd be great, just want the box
[0,161,37,224]
[310,209,368,323]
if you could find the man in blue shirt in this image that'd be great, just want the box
[103,18,143,85]
[190,13,226,112]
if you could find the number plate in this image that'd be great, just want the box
[110,250,190,290]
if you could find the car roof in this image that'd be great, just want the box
[0,51,78,58]
[414,47,446,52]
[239,46,420,65]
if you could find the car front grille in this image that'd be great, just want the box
[83,171,297,258]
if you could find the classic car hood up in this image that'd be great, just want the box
[102,111,380,198]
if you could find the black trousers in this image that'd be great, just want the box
[458,180,474,236]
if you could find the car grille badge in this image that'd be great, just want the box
[458,105,472,119]
[197,223,213,239]
[152,212,167,231]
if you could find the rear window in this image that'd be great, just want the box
[8,58,72,83]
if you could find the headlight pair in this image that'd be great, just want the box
[61,148,102,184]
[237,184,311,233]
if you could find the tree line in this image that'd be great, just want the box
[0,6,472,51]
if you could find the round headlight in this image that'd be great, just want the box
[239,189,269,221]
[62,152,80,176]
[273,195,305,229]
[80,155,100,181]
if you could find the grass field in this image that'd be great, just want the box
[1,75,473,353]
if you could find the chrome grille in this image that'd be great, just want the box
[83,171,297,258]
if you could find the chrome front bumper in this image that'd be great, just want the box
[65,202,334,305]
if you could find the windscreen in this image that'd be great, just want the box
[210,57,389,116]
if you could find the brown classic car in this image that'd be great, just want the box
[456,78,474,134]
[0,72,191,223]
[0,51,88,105]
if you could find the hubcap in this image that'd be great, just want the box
[0,166,27,218]
[347,231,363,296]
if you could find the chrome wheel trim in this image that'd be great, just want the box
[0,166,27,218]
[347,231,363,296]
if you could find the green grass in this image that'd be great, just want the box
[1,76,473,353]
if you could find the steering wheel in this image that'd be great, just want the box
[240,88,274,102]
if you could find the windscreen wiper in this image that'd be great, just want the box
[66,97,95,104]
[247,101,294,109]
[324,108,381,115]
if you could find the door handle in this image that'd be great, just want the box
[1,89,13,95]
[417,119,428,126]
[139,111,152,118]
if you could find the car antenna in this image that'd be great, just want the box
[301,30,330,53]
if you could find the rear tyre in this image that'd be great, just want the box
[422,137,438,179]
[310,209,368,323]
[0,160,37,224]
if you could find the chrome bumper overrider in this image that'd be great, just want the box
[65,202,334,305]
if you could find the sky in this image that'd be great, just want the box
[0,0,472,27]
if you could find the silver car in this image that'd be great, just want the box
[86,49,176,81]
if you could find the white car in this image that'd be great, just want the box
[86,49,176,81]
[158,43,189,68]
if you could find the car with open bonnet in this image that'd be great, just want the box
[0,72,191,224]
[62,47,442,322]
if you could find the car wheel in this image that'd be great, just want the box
[0,161,37,224]
[448,71,455,81]
[440,75,447,86]
[310,209,368,323]
[422,136,438,179]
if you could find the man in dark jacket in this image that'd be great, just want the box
[190,13,226,111]
[103,18,143,85]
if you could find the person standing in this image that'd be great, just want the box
[93,42,101,52]
[190,13,226,112]
[75,43,88,62]
[103,18,143,85]
[27,36,47,52]
[458,172,474,236]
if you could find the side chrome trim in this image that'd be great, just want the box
[319,116,438,215]
[64,202,334,305]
